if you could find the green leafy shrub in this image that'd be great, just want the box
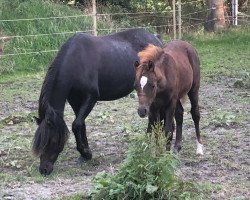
[90,122,204,200]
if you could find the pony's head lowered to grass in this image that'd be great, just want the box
[33,105,69,176]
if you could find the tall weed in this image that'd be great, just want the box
[90,122,204,200]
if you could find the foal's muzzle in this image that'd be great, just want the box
[138,107,148,118]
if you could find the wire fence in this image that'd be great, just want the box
[0,1,249,58]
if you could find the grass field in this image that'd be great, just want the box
[0,7,250,199]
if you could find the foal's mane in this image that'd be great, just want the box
[138,44,163,63]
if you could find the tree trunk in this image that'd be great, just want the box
[205,0,227,32]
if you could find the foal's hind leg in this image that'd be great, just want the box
[188,89,203,155]
[174,100,184,153]
[69,94,97,161]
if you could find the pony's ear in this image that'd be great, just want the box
[147,60,155,72]
[34,116,42,125]
[134,61,140,68]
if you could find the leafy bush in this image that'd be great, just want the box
[90,122,204,200]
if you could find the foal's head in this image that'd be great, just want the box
[134,44,165,118]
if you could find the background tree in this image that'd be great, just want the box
[205,0,227,31]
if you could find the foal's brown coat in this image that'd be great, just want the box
[134,40,203,154]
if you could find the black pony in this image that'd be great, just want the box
[32,28,163,175]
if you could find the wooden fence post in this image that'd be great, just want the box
[92,0,97,36]
[178,0,182,39]
[172,0,176,39]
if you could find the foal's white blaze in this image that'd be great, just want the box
[196,140,204,155]
[140,76,148,90]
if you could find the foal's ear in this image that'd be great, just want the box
[163,54,175,67]
[147,60,155,72]
[134,61,140,68]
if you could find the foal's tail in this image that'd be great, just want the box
[186,43,200,87]
[186,44,200,70]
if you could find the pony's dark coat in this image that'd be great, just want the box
[134,40,203,154]
[32,28,163,175]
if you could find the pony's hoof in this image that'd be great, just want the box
[78,156,92,164]
[81,149,92,161]
[173,146,181,154]
[166,144,171,151]
[78,156,87,163]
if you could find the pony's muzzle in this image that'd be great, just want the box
[39,162,54,176]
[138,107,148,118]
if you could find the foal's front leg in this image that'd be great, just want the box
[147,107,160,133]
[164,101,177,151]
[173,100,184,153]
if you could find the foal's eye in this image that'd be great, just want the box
[149,84,155,89]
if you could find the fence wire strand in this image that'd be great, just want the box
[0,2,248,57]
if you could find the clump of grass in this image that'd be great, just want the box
[183,26,250,80]
[89,122,204,200]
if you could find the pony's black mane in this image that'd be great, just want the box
[38,66,56,120]
[38,39,72,121]
[33,40,72,156]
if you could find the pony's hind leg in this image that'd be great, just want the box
[174,100,184,153]
[69,94,97,161]
[188,89,203,155]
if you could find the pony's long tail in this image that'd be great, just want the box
[32,104,69,157]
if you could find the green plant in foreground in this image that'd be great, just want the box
[90,122,204,200]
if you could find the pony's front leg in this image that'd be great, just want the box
[72,119,92,161]
[71,95,97,161]
[164,101,176,151]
